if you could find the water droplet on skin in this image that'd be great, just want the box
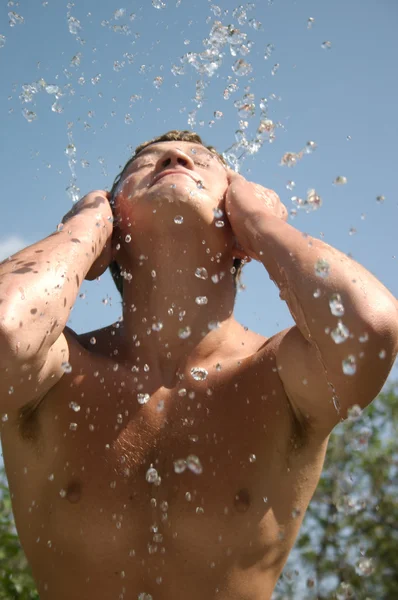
[152,322,163,332]
[174,459,187,474]
[190,367,208,381]
[61,361,72,374]
[8,386,14,395]
[379,349,386,359]
[342,355,357,375]
[215,220,225,228]
[2,414,9,423]
[90,337,96,345]
[213,207,224,219]
[59,489,67,498]
[313,289,321,298]
[208,321,221,330]
[174,215,184,224]
[186,455,203,474]
[69,423,78,431]
[249,454,256,463]
[329,293,345,316]
[69,402,80,412]
[146,467,160,483]
[138,593,153,600]
[178,388,187,397]
[195,296,208,305]
[314,259,330,278]
[195,267,208,280]
[331,321,350,344]
[137,393,150,405]
[178,326,191,339]
[125,234,132,243]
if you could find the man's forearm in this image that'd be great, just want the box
[0,212,107,361]
[246,212,398,361]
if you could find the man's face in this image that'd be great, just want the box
[114,141,229,229]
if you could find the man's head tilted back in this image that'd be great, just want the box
[108,130,245,299]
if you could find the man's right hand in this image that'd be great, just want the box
[62,190,115,280]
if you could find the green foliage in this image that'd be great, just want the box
[0,383,397,599]
[0,479,38,599]
[275,382,398,599]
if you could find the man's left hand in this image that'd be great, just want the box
[225,170,288,262]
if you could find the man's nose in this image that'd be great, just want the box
[156,149,195,171]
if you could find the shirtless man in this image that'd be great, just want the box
[0,129,397,600]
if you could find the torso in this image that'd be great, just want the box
[1,323,329,600]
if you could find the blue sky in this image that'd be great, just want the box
[0,0,397,383]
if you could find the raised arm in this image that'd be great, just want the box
[225,172,398,435]
[0,191,113,416]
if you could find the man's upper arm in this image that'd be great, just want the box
[273,325,394,437]
[0,329,71,416]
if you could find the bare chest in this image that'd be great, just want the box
[2,352,312,595]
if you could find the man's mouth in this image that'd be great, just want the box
[151,170,197,186]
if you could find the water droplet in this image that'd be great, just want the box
[321,41,332,50]
[8,11,24,27]
[248,454,256,463]
[190,367,208,381]
[376,195,385,203]
[8,386,14,395]
[355,557,375,576]
[153,76,164,88]
[313,289,321,298]
[314,259,330,278]
[334,175,347,185]
[2,414,9,423]
[195,267,208,280]
[196,180,204,189]
[68,16,81,35]
[138,593,153,600]
[51,101,64,114]
[69,423,78,431]
[292,508,301,518]
[232,59,253,77]
[146,467,160,483]
[331,321,350,344]
[178,388,187,397]
[152,0,166,8]
[61,361,72,374]
[379,349,386,359]
[347,404,362,421]
[264,43,275,60]
[178,326,191,339]
[215,220,225,228]
[307,17,315,29]
[329,293,345,317]
[208,320,221,330]
[69,401,80,412]
[22,109,38,122]
[186,455,203,474]
[195,296,208,305]
[137,393,150,405]
[0,35,6,48]
[59,489,67,498]
[174,215,184,224]
[125,234,132,243]
[174,459,187,474]
[342,355,356,375]
[271,63,280,76]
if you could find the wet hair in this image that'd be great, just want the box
[108,130,244,298]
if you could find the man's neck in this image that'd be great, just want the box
[118,257,238,388]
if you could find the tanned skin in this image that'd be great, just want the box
[0,141,397,600]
